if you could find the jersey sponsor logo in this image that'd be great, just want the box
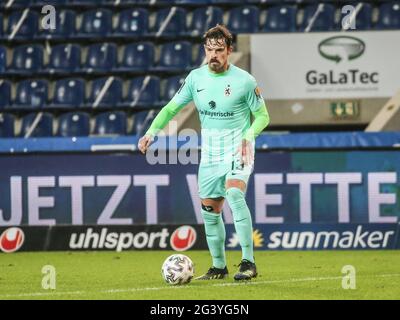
[170,226,197,251]
[199,109,234,118]
[0,227,25,253]
[224,85,231,96]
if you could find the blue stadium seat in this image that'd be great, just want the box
[14,79,48,109]
[51,78,85,108]
[0,46,6,73]
[0,80,12,109]
[132,110,157,135]
[94,111,127,136]
[126,76,161,108]
[193,44,206,67]
[376,2,400,29]
[301,4,337,32]
[39,10,76,39]
[119,42,155,71]
[88,76,123,108]
[154,41,192,72]
[0,113,15,138]
[262,5,297,32]
[189,6,224,36]
[20,112,54,137]
[79,9,113,37]
[153,7,187,37]
[72,0,103,4]
[228,6,260,33]
[57,112,90,137]
[7,10,39,39]
[4,0,31,6]
[85,43,117,72]
[210,0,242,4]
[115,8,149,37]
[34,0,67,5]
[340,3,372,30]
[48,44,81,73]
[162,75,185,103]
[9,44,44,74]
[176,0,209,4]
[0,14,3,38]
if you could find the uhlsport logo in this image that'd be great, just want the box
[170,225,197,251]
[318,36,365,63]
[0,227,25,253]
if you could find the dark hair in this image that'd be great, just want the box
[202,24,233,48]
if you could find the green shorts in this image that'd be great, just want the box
[198,156,254,199]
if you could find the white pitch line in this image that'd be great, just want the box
[1,273,400,299]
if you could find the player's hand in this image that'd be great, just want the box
[236,139,254,166]
[138,134,153,154]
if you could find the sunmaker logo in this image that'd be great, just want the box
[318,36,365,63]
[267,225,396,250]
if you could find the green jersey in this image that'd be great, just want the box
[145,64,269,164]
[172,64,266,163]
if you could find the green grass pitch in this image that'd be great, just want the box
[0,250,399,300]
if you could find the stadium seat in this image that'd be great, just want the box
[0,80,12,109]
[72,0,103,5]
[162,75,185,103]
[84,43,117,72]
[39,10,76,39]
[176,0,209,4]
[126,76,161,108]
[262,5,297,32]
[0,14,3,38]
[0,46,6,73]
[57,112,90,137]
[193,44,206,67]
[132,110,157,135]
[301,4,337,32]
[34,0,67,5]
[47,44,81,73]
[51,78,85,108]
[210,0,242,4]
[376,2,400,29]
[94,111,127,136]
[115,8,149,37]
[79,9,113,37]
[340,3,372,30]
[153,7,187,37]
[20,112,54,137]
[189,6,224,36]
[228,6,260,33]
[14,79,48,109]
[7,10,39,39]
[154,41,192,72]
[88,76,123,108]
[0,113,16,138]
[119,42,155,72]
[9,44,44,74]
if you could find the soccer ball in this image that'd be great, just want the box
[161,254,194,285]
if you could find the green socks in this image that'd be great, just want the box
[202,209,226,269]
[225,187,254,263]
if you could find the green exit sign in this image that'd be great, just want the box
[331,101,360,118]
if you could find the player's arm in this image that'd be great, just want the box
[244,102,270,142]
[138,74,193,154]
[239,79,270,164]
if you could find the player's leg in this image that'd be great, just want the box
[225,177,257,281]
[195,197,229,280]
[196,164,228,280]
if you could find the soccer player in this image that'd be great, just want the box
[138,25,270,281]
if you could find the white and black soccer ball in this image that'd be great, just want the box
[161,254,194,285]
